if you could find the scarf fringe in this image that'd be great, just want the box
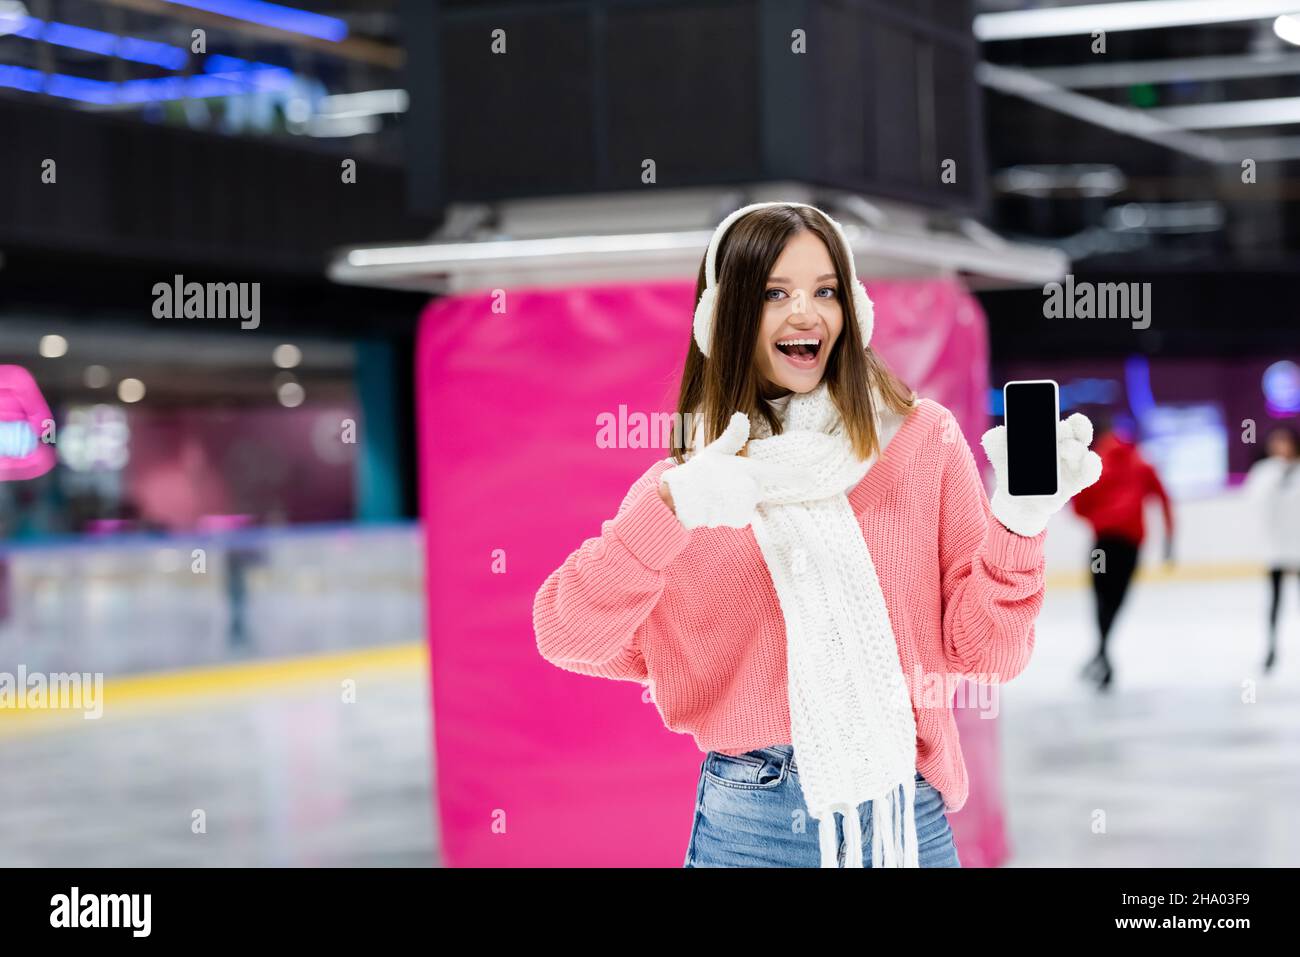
[817,777,920,868]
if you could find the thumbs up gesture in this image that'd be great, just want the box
[659,412,787,529]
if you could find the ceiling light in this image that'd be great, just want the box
[277,381,305,407]
[1022,51,1300,90]
[118,378,145,403]
[975,0,1300,42]
[305,113,381,137]
[317,89,408,119]
[994,164,1127,197]
[1145,94,1300,129]
[272,343,302,368]
[39,334,67,358]
[1274,14,1300,46]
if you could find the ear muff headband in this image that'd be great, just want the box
[691,201,874,357]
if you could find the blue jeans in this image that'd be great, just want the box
[683,744,962,867]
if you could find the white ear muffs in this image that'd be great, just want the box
[692,201,875,357]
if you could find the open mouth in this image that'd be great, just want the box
[774,337,822,369]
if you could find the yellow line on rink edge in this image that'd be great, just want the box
[0,641,427,735]
[0,562,1269,736]
[1046,560,1268,590]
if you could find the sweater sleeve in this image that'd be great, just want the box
[532,457,692,682]
[936,414,1047,685]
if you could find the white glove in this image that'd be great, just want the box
[660,411,795,529]
[981,412,1104,537]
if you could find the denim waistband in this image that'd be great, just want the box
[756,743,797,774]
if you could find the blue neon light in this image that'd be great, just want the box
[1059,377,1121,411]
[0,65,44,94]
[117,36,192,71]
[164,0,348,42]
[0,64,294,105]
[988,377,1122,416]
[1124,354,1156,426]
[9,17,291,73]
[203,53,284,73]
[22,21,109,56]
[1262,360,1300,417]
[15,18,189,69]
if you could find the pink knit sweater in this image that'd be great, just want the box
[532,398,1046,813]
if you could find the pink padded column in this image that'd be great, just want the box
[416,276,1006,866]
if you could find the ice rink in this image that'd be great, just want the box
[1001,568,1300,867]
[0,649,438,867]
[1,565,1295,867]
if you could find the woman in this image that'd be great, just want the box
[532,202,1101,868]
[1244,425,1300,672]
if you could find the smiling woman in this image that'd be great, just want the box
[671,203,915,466]
[533,200,1101,869]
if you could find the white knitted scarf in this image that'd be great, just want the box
[694,380,919,867]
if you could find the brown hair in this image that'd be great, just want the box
[670,204,915,465]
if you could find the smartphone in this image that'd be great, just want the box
[1003,379,1059,496]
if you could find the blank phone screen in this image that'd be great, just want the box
[1005,381,1059,496]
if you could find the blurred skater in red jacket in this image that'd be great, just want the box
[1071,412,1174,691]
